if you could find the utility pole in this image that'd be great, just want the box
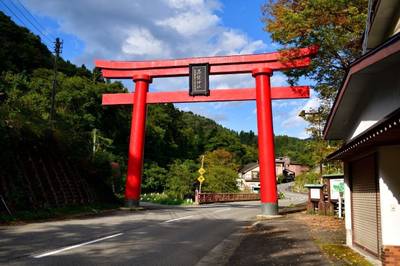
[50,37,63,127]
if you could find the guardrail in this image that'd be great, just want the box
[196,192,260,204]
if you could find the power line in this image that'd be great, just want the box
[14,0,56,40]
[0,0,53,47]
[6,0,53,44]
[0,1,29,28]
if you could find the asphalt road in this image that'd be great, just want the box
[0,202,260,266]
[278,182,308,206]
[0,188,307,266]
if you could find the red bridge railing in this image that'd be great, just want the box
[196,192,260,204]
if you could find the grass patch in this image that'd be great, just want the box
[0,203,121,224]
[293,171,320,193]
[141,193,193,205]
[278,191,285,199]
[318,243,373,266]
[296,213,371,265]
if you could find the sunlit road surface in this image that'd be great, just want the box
[0,202,260,265]
[278,182,308,206]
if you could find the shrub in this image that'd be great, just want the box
[165,160,196,200]
[293,171,320,193]
[277,174,285,184]
[140,193,193,205]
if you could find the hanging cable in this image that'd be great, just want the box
[14,0,56,40]
[0,0,29,28]
[5,0,53,44]
[0,1,52,47]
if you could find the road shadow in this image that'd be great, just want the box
[228,216,330,266]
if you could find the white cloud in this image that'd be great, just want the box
[122,27,170,57]
[272,100,300,108]
[302,96,320,111]
[216,30,248,53]
[211,101,244,109]
[212,30,267,56]
[21,0,316,138]
[23,0,266,64]
[211,74,253,89]
[271,73,288,87]
[240,40,267,54]
[165,0,208,9]
[175,103,228,123]
[277,91,321,138]
[156,11,219,37]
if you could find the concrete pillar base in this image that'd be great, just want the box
[261,202,278,216]
[125,199,140,208]
[256,214,283,220]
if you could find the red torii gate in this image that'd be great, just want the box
[95,46,317,215]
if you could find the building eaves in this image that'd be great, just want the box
[327,107,400,160]
[323,32,400,140]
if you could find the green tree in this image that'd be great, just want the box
[239,130,257,146]
[240,144,258,165]
[2,9,337,206]
[166,160,197,199]
[202,149,239,193]
[142,163,168,193]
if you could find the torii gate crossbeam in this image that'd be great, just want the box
[95,46,317,216]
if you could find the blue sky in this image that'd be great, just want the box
[0,0,319,138]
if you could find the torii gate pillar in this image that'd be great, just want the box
[253,68,278,215]
[95,45,318,213]
[125,74,151,207]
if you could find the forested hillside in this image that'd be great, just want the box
[274,135,313,164]
[0,11,91,76]
[0,11,312,209]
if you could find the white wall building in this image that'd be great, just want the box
[238,157,307,192]
[324,1,400,264]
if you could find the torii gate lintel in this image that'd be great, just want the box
[95,46,317,215]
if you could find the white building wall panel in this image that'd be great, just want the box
[379,146,400,246]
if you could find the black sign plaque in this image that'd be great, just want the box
[189,63,210,96]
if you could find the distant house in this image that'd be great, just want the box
[287,163,310,177]
[275,157,290,176]
[237,162,261,193]
[324,1,400,264]
[237,157,309,192]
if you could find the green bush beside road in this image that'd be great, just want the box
[293,172,320,193]
[141,193,194,205]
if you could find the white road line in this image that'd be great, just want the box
[163,207,233,223]
[33,233,123,258]
[163,215,195,223]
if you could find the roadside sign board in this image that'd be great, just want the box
[331,179,344,199]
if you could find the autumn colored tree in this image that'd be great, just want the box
[262,0,367,174]
[263,0,368,115]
